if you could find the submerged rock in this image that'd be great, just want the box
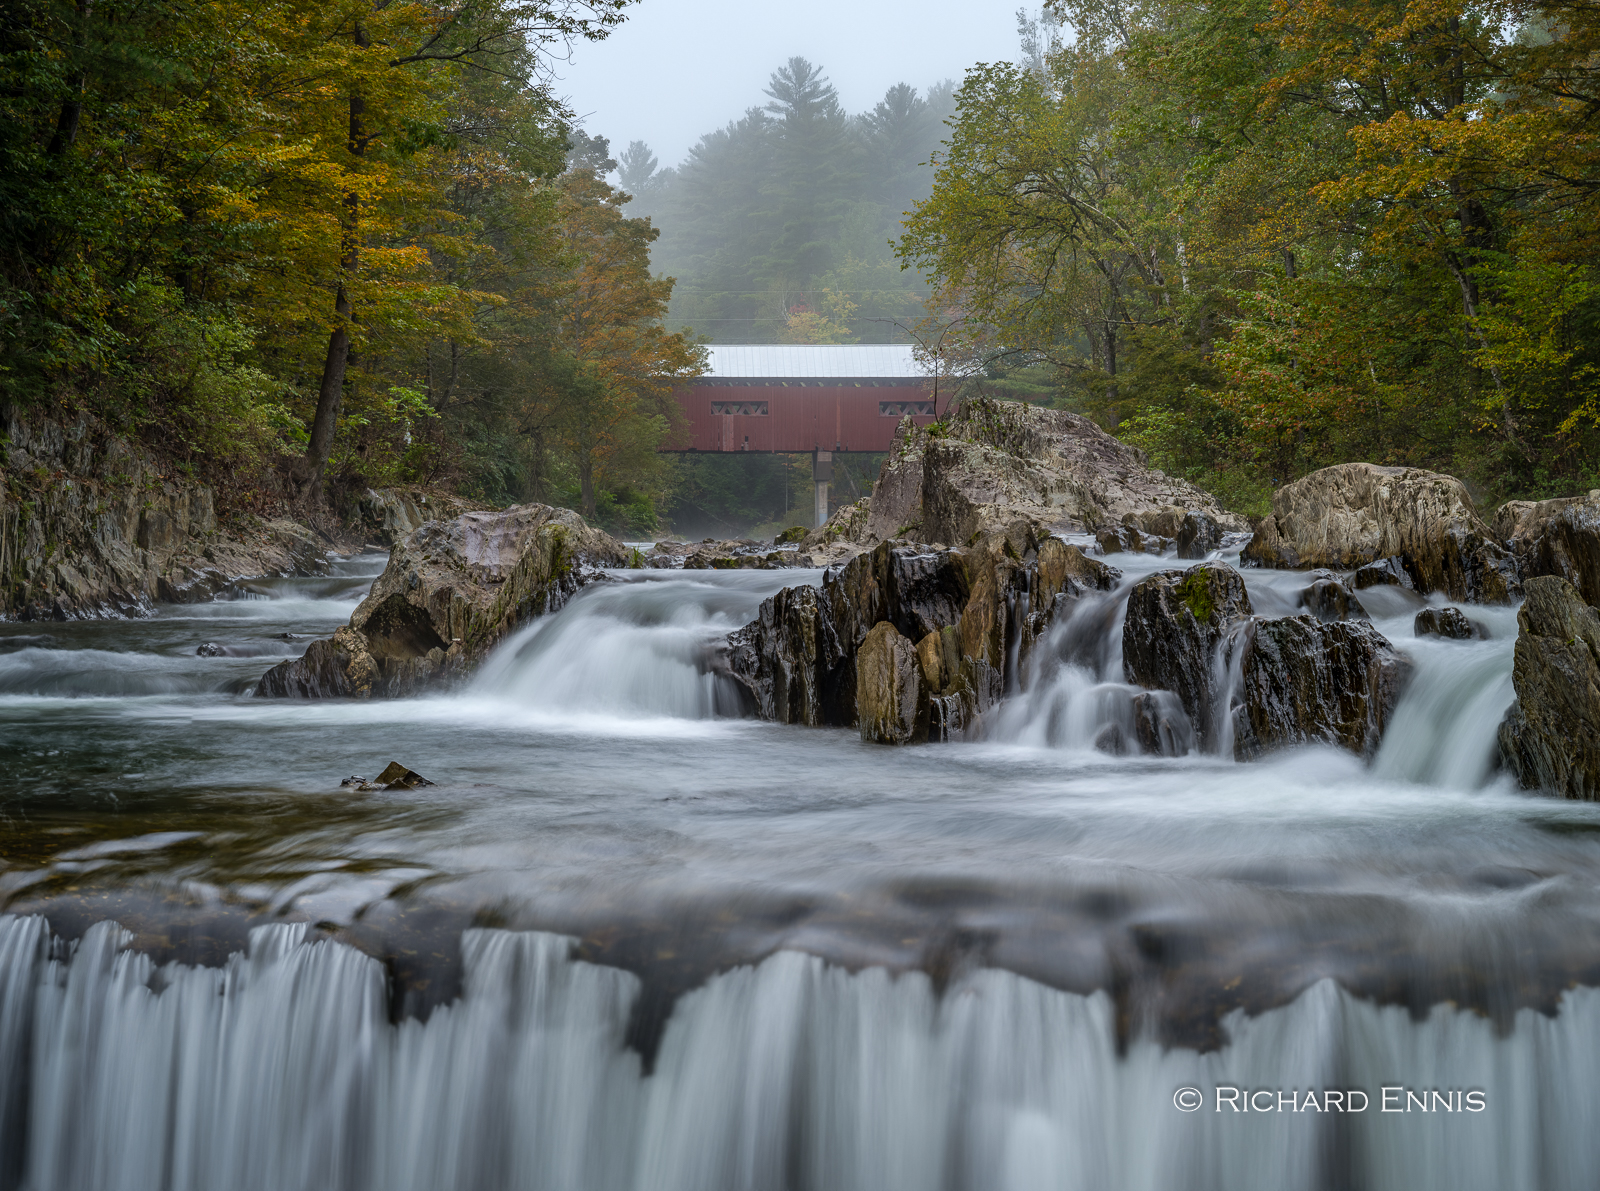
[196,642,226,657]
[1243,463,1518,603]
[257,504,626,699]
[1231,617,1411,760]
[1131,691,1195,757]
[857,622,930,745]
[1122,562,1254,751]
[1498,576,1600,799]
[1414,607,1481,640]
[1495,491,1600,607]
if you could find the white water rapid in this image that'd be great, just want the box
[3,544,1598,1190]
[1,913,1596,1191]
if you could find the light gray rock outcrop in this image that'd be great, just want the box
[1243,463,1518,603]
[1494,491,1600,608]
[258,504,627,698]
[803,400,1246,561]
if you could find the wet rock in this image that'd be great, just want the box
[373,761,433,789]
[1243,463,1518,603]
[1095,526,1169,556]
[1014,536,1121,683]
[1495,491,1600,607]
[257,504,626,699]
[1299,574,1368,622]
[773,526,808,546]
[1414,607,1481,640]
[1175,511,1225,560]
[724,584,841,726]
[1498,576,1600,799]
[729,531,1112,736]
[1131,691,1195,757]
[652,539,809,570]
[857,622,930,745]
[1352,556,1414,591]
[1093,722,1130,755]
[196,642,226,658]
[1231,617,1411,760]
[1124,507,1224,560]
[727,541,969,727]
[1122,562,1254,751]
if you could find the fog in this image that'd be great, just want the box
[559,0,1025,168]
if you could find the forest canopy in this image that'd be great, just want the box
[0,0,699,532]
[896,0,1600,511]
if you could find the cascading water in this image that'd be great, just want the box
[4,913,1600,1191]
[3,543,1597,1190]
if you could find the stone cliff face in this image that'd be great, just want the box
[257,504,628,698]
[2,406,327,619]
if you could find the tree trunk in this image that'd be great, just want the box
[303,26,370,501]
[46,0,95,156]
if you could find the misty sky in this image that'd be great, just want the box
[558,0,1028,168]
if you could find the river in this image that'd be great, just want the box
[2,543,1598,1190]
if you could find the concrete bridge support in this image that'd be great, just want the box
[812,450,832,529]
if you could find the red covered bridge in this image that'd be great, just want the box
[664,345,946,526]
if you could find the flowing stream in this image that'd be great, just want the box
[2,545,1598,1190]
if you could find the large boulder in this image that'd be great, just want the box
[1243,463,1518,603]
[726,540,969,727]
[1498,576,1600,799]
[257,504,627,698]
[727,532,1116,737]
[805,399,1246,561]
[1231,617,1410,760]
[857,622,929,744]
[1122,562,1254,751]
[1495,491,1600,608]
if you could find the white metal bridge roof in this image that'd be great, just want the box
[704,344,930,379]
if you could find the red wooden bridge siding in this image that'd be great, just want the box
[660,345,944,454]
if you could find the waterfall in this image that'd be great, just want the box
[1,913,1596,1191]
[470,571,815,721]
